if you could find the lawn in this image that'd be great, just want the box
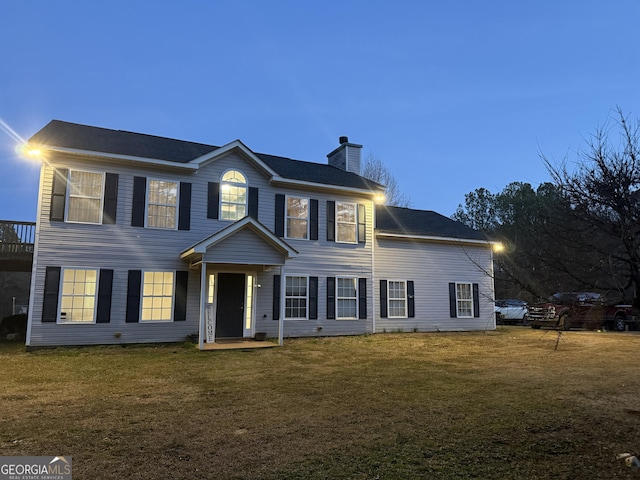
[1,328,640,479]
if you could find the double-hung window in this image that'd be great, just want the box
[59,268,98,323]
[286,197,309,239]
[67,170,104,223]
[285,276,308,319]
[147,179,177,229]
[336,202,357,243]
[388,281,407,318]
[337,277,357,319]
[456,282,474,318]
[220,170,247,221]
[141,271,175,322]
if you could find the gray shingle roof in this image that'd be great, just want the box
[376,205,487,241]
[30,120,382,191]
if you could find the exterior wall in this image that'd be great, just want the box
[374,237,496,333]
[27,149,375,346]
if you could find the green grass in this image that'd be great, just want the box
[1,329,640,479]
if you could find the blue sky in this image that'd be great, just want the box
[2,1,640,221]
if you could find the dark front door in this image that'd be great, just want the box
[216,273,245,338]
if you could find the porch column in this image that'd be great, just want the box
[278,265,284,346]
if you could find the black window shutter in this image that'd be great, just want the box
[131,177,146,227]
[42,266,61,322]
[358,204,366,244]
[103,173,118,225]
[126,270,142,323]
[473,283,480,318]
[309,276,318,320]
[326,201,335,241]
[327,276,336,319]
[174,271,188,321]
[178,182,191,230]
[50,169,68,222]
[272,275,281,320]
[310,199,318,240]
[358,277,367,319]
[248,187,259,219]
[449,283,457,318]
[96,269,113,323]
[407,281,415,318]
[275,194,285,237]
[380,280,388,318]
[207,182,219,219]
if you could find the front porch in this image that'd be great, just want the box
[200,338,278,350]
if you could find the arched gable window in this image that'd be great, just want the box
[220,169,247,220]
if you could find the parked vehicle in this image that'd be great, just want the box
[527,292,636,331]
[495,299,528,325]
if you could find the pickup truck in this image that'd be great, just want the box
[527,292,637,331]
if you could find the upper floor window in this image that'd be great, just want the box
[67,170,104,224]
[147,179,177,229]
[286,196,309,239]
[336,202,357,243]
[221,170,247,221]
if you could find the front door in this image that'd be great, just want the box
[215,273,245,338]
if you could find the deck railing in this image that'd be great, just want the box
[0,220,36,257]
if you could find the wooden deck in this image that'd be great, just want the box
[200,339,278,350]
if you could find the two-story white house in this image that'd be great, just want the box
[25,121,496,348]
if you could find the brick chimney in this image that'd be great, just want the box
[327,136,362,175]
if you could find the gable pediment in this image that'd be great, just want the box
[181,217,297,266]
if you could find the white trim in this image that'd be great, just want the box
[270,176,383,198]
[219,168,248,222]
[283,275,309,320]
[43,146,198,171]
[336,276,358,320]
[181,216,298,259]
[284,195,310,240]
[455,282,474,318]
[139,270,176,323]
[198,263,207,349]
[335,201,358,244]
[191,139,279,177]
[65,169,105,225]
[376,231,494,247]
[145,177,179,230]
[278,267,284,345]
[57,267,99,324]
[387,279,408,319]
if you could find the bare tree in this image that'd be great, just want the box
[543,108,640,307]
[361,152,411,207]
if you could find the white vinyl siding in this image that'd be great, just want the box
[147,179,177,229]
[337,277,357,319]
[221,169,247,221]
[285,276,308,319]
[141,271,175,322]
[388,280,407,318]
[67,170,104,224]
[456,282,473,318]
[59,268,98,323]
[286,196,309,239]
[336,202,357,243]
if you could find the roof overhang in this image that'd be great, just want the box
[30,145,199,172]
[376,231,495,248]
[181,216,298,264]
